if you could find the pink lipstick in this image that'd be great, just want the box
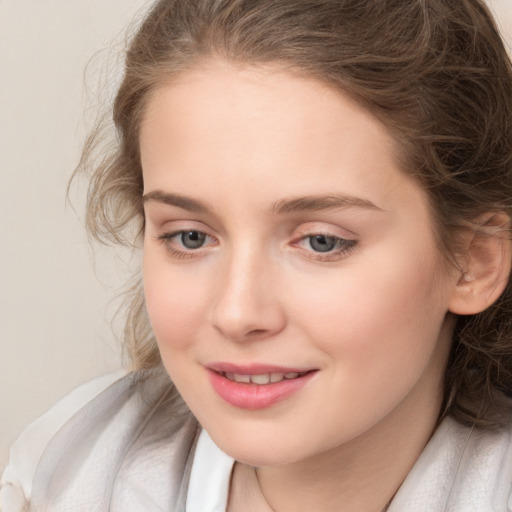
[206,363,317,409]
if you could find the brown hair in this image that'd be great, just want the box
[79,0,512,427]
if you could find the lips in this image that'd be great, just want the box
[206,363,317,409]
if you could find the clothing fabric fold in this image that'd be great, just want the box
[2,369,199,512]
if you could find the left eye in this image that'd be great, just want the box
[300,234,356,254]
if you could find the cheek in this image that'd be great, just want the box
[143,249,208,352]
[286,254,451,434]
[288,246,450,369]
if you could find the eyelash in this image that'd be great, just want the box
[157,230,357,262]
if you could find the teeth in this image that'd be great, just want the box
[270,372,284,383]
[223,371,306,385]
[233,373,251,383]
[251,374,270,385]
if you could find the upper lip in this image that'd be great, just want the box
[207,362,316,374]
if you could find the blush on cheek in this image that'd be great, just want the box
[303,254,445,365]
[143,269,202,351]
[146,296,197,350]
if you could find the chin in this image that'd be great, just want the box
[203,421,319,467]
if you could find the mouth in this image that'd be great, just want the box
[218,370,311,385]
[206,364,317,409]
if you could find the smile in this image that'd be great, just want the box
[207,365,317,409]
[222,371,308,385]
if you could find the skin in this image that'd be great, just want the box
[140,62,463,512]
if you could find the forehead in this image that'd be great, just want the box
[140,61,396,149]
[139,61,425,215]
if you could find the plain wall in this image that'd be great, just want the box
[1,0,511,472]
[0,0,150,470]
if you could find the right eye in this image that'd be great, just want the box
[158,229,217,257]
[176,230,207,249]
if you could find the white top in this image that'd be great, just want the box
[2,370,512,511]
[1,371,127,511]
[186,430,234,512]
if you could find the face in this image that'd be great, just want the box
[140,62,459,467]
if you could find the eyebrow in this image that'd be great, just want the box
[142,190,209,213]
[272,194,383,214]
[142,190,383,214]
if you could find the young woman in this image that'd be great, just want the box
[2,1,512,510]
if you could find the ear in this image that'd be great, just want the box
[449,213,512,315]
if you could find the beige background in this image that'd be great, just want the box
[1,0,511,471]
[0,0,150,470]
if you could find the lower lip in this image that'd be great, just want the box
[207,370,316,410]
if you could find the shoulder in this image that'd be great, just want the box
[390,415,512,511]
[1,368,199,512]
[1,371,126,510]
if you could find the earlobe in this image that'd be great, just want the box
[448,213,512,316]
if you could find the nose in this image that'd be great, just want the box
[209,248,286,342]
